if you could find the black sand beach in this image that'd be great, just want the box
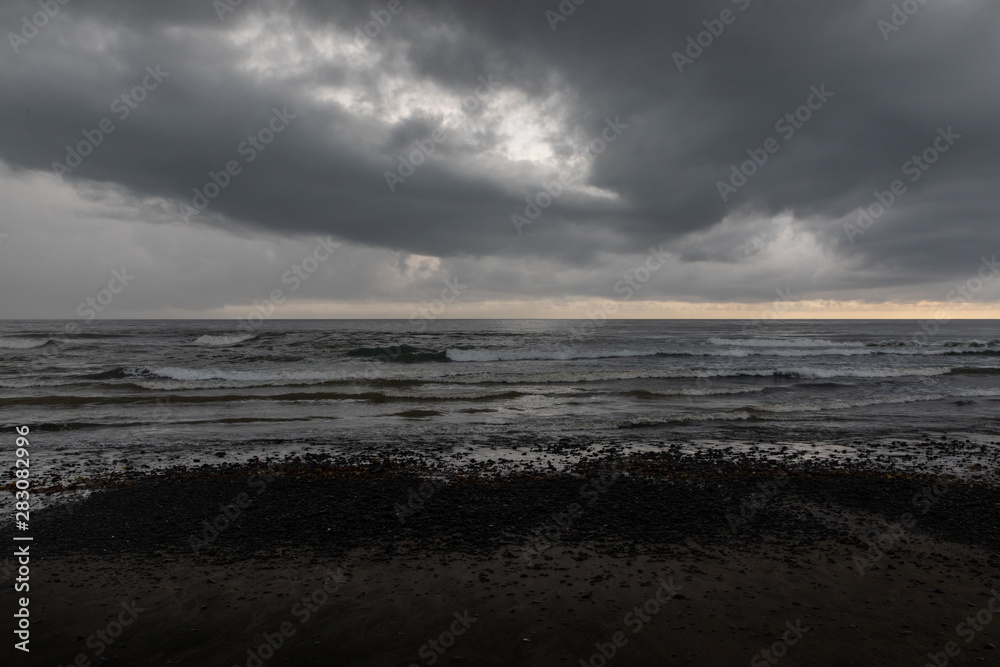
[5,438,999,666]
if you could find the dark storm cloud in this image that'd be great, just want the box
[1,0,998,298]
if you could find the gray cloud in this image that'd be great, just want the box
[1,0,999,312]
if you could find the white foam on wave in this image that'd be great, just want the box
[152,366,347,382]
[123,363,956,391]
[706,348,876,358]
[135,380,268,391]
[478,366,953,383]
[709,337,862,348]
[633,386,766,397]
[754,388,1000,413]
[0,378,54,388]
[141,365,433,388]
[0,337,52,349]
[446,348,652,362]
[704,347,974,357]
[459,369,720,384]
[787,367,952,379]
[711,338,1000,351]
[193,334,256,346]
[622,411,754,427]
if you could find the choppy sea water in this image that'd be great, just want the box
[2,320,999,478]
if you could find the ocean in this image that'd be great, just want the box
[2,319,999,480]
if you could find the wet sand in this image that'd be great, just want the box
[3,443,1000,666]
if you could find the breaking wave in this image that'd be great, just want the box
[751,388,1000,413]
[483,366,955,383]
[446,348,651,362]
[624,387,766,398]
[0,337,57,349]
[619,412,754,428]
[709,338,862,348]
[193,334,256,346]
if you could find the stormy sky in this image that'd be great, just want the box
[1,0,998,319]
